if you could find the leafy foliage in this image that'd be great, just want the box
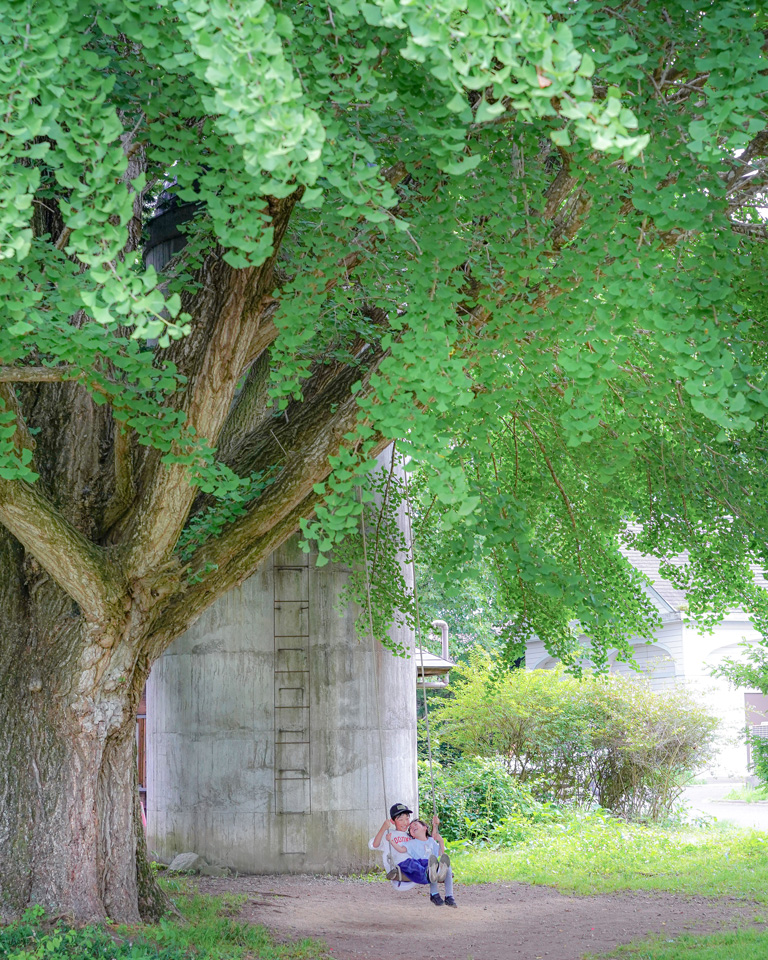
[0,896,320,960]
[329,453,416,652]
[713,641,768,695]
[0,910,178,960]
[433,651,719,819]
[6,0,768,924]
[0,0,766,654]
[418,755,560,842]
[712,642,768,787]
[748,736,768,787]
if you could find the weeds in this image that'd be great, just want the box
[721,784,768,803]
[0,887,326,960]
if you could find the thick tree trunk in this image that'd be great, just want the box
[0,561,162,922]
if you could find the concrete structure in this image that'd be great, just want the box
[525,547,768,780]
[146,457,418,874]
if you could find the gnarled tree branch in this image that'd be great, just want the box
[0,479,126,623]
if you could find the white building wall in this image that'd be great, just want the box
[679,618,762,779]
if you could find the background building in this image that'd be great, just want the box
[525,547,768,779]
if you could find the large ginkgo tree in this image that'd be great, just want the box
[0,0,767,923]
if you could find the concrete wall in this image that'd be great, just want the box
[147,476,417,872]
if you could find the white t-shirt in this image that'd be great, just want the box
[403,836,439,861]
[383,829,412,863]
[368,829,418,891]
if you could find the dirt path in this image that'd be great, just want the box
[196,875,763,960]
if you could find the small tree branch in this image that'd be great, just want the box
[0,384,35,457]
[520,418,584,574]
[0,366,79,383]
[104,424,136,531]
[154,356,388,636]
[148,488,319,647]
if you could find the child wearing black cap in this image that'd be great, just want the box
[370,803,457,907]
[371,802,413,875]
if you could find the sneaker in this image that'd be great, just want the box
[386,866,403,881]
[430,893,444,906]
[427,854,439,883]
[436,853,451,883]
[444,896,457,908]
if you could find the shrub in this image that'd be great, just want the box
[418,755,560,843]
[432,649,718,821]
[749,733,768,786]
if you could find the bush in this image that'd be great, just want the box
[749,733,768,786]
[432,649,718,821]
[418,755,561,843]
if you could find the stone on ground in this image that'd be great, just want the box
[168,852,208,873]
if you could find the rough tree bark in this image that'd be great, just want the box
[0,541,144,922]
[0,177,393,921]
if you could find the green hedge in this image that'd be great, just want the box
[430,650,719,821]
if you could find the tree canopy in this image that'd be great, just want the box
[1,0,768,922]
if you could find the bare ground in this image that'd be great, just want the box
[195,875,764,960]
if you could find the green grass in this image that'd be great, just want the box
[445,810,768,960]
[0,885,326,960]
[4,816,768,960]
[134,881,325,959]
[589,927,768,960]
[448,810,768,901]
[721,784,768,802]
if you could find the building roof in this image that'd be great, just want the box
[621,541,768,622]
[414,649,453,677]
[622,545,688,612]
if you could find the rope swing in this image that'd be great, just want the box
[358,448,438,822]
[404,464,438,820]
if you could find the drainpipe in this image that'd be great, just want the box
[432,619,450,661]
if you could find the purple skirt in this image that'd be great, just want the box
[397,857,430,885]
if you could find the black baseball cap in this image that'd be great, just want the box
[390,803,413,819]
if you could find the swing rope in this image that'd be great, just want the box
[359,448,439,825]
[358,484,389,817]
[403,465,438,820]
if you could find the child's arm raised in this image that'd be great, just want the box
[371,819,393,849]
[431,815,445,855]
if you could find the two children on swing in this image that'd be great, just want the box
[372,802,457,907]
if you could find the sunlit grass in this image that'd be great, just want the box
[589,927,768,960]
[118,880,325,960]
[721,784,768,803]
[449,811,768,901]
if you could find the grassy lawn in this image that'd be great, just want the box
[722,784,768,803]
[449,811,768,901]
[136,881,324,959]
[588,928,768,960]
[447,810,768,960]
[4,814,768,960]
